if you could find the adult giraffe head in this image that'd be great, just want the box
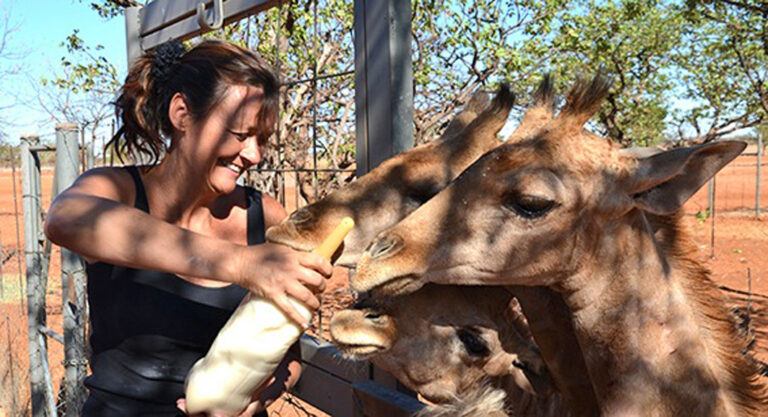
[266,78,556,266]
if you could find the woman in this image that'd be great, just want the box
[44,40,332,416]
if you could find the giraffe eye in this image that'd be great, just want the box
[457,327,490,357]
[503,193,556,219]
[405,182,442,206]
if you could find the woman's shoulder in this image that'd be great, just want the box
[68,166,138,206]
[235,185,287,229]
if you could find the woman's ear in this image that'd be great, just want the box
[168,92,190,132]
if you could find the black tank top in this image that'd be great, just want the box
[83,166,263,415]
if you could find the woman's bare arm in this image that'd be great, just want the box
[44,168,332,326]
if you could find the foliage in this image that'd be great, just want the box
[60,0,768,202]
[695,207,710,224]
[411,0,570,144]
[81,0,142,19]
[543,0,682,145]
[37,23,124,151]
[675,0,768,141]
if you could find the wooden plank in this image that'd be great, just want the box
[352,381,426,417]
[299,334,369,383]
[292,362,357,416]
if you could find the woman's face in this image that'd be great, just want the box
[186,84,268,195]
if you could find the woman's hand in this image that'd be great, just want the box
[234,243,333,327]
[176,395,267,417]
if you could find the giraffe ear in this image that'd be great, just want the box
[625,141,746,215]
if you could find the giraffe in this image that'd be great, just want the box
[267,77,600,415]
[266,84,513,267]
[351,72,768,416]
[330,284,570,417]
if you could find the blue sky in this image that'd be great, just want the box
[0,0,127,144]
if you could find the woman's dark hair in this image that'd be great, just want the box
[109,40,279,165]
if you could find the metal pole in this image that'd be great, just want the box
[21,133,56,417]
[747,267,752,342]
[353,0,414,176]
[80,126,86,173]
[312,0,319,200]
[757,134,762,217]
[276,2,285,207]
[124,6,143,66]
[710,177,716,259]
[6,315,18,415]
[110,119,116,166]
[10,145,25,308]
[55,123,88,417]
[86,141,95,171]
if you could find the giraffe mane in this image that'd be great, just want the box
[649,212,768,415]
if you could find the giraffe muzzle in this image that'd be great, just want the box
[367,234,403,260]
[288,208,314,226]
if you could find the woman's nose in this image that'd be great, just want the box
[239,137,262,166]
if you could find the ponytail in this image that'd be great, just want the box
[108,40,279,165]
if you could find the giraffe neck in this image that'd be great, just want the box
[559,211,740,417]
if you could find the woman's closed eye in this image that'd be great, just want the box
[226,129,251,142]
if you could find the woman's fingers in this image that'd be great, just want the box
[237,400,264,417]
[176,398,187,413]
[273,293,311,329]
[297,268,326,293]
[298,252,333,277]
[286,281,320,310]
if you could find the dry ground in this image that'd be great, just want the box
[0,149,766,416]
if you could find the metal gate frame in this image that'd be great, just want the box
[123,1,418,415]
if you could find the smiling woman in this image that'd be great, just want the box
[42,40,333,417]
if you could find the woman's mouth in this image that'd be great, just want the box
[219,159,244,175]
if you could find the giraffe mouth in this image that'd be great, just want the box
[369,275,425,296]
[334,342,388,360]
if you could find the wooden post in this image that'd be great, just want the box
[21,134,57,417]
[55,123,88,416]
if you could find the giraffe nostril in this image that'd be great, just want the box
[367,234,403,260]
[289,208,313,225]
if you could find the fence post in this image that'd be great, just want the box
[354,0,414,175]
[22,134,57,417]
[757,134,762,218]
[54,123,88,416]
[86,140,95,171]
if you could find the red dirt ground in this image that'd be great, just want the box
[1,149,767,415]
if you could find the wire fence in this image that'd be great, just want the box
[1,145,766,416]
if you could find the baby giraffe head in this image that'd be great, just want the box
[352,71,745,294]
[329,284,550,403]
